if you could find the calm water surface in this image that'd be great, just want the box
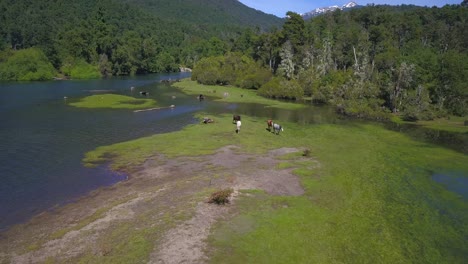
[0,74,201,230]
[0,74,466,230]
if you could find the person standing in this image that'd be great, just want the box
[236,120,241,133]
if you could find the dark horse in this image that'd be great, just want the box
[233,115,241,124]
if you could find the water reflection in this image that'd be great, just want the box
[384,122,467,155]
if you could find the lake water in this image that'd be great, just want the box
[0,73,466,230]
[0,73,200,230]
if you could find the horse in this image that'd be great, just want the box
[273,123,283,135]
[267,119,273,131]
[236,120,241,134]
[202,117,214,124]
[233,115,241,124]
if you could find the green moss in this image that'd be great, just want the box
[69,94,158,109]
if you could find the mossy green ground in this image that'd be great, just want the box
[83,83,468,263]
[69,94,157,109]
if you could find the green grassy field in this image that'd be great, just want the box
[69,94,158,109]
[207,121,467,263]
[172,79,306,110]
[82,82,468,263]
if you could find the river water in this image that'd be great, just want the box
[0,73,466,230]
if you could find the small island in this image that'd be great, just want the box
[68,94,158,109]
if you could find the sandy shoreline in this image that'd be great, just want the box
[0,145,308,263]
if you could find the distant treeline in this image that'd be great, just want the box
[193,4,467,119]
[0,0,281,80]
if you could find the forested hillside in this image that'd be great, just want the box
[192,4,467,119]
[122,0,282,29]
[0,0,282,80]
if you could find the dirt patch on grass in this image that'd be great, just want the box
[0,146,310,263]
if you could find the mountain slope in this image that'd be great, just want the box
[121,0,283,30]
[0,0,284,77]
[301,1,360,20]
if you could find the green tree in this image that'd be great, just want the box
[401,85,433,121]
[277,41,295,80]
[192,56,224,85]
[388,62,416,113]
[435,51,468,116]
[0,48,56,81]
[283,12,305,51]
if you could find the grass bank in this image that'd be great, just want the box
[391,115,468,133]
[172,79,306,110]
[81,81,467,263]
[69,94,157,109]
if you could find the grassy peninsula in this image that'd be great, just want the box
[172,79,306,110]
[2,82,466,263]
[80,82,467,263]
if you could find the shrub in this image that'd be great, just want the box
[208,188,233,205]
[61,58,101,79]
[0,48,56,81]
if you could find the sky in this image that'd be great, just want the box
[237,0,462,17]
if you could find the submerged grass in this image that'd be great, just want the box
[69,94,157,109]
[81,81,467,263]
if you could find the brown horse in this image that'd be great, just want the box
[267,119,273,131]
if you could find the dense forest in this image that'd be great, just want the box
[193,4,467,119]
[0,0,466,119]
[0,0,281,79]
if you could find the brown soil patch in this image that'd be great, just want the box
[0,146,309,263]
